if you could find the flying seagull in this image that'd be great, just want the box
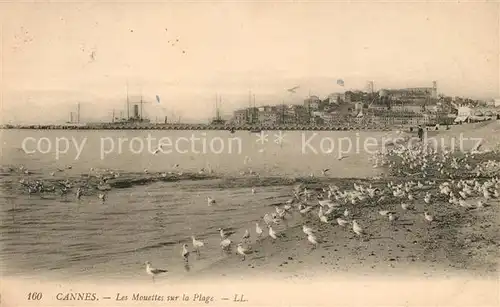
[287,86,300,93]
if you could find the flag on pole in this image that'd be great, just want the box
[337,79,345,86]
[156,95,160,103]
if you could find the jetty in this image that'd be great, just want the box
[0,123,405,131]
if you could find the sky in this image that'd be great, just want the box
[1,1,499,124]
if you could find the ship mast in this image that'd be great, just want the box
[77,102,80,124]
[126,81,130,120]
[140,94,143,121]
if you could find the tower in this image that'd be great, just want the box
[432,81,438,99]
[367,81,374,94]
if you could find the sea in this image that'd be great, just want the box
[0,129,391,280]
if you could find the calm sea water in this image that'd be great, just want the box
[0,129,387,280]
[0,129,390,177]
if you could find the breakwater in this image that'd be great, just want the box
[1,123,398,131]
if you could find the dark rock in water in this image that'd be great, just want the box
[287,256,293,260]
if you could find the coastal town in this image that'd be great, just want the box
[227,81,500,129]
[2,81,499,131]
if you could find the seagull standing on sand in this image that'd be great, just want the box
[319,214,329,224]
[336,217,348,227]
[145,261,167,283]
[307,233,319,248]
[268,226,278,240]
[302,225,314,235]
[237,243,251,261]
[352,220,364,236]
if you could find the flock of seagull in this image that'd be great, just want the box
[143,141,500,282]
[6,135,500,283]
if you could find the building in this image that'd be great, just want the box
[379,82,437,103]
[232,109,249,125]
[304,95,321,111]
[391,103,424,113]
[327,92,345,104]
[362,109,427,126]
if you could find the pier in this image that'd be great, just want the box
[0,123,398,131]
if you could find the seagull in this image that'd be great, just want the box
[98,193,106,203]
[338,154,347,161]
[268,226,278,240]
[352,220,364,236]
[220,238,232,251]
[145,261,167,282]
[255,223,263,238]
[307,233,319,248]
[303,224,314,235]
[181,244,190,263]
[207,197,216,206]
[287,86,300,93]
[378,210,391,216]
[76,187,83,200]
[251,188,256,194]
[424,211,434,223]
[336,217,348,227]
[388,212,398,222]
[153,145,163,154]
[242,229,250,242]
[319,215,329,223]
[191,236,204,255]
[343,209,349,217]
[237,243,251,261]
[322,168,330,176]
[401,203,413,210]
[218,227,228,239]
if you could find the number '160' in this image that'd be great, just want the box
[28,292,43,300]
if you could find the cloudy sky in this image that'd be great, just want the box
[1,1,498,124]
